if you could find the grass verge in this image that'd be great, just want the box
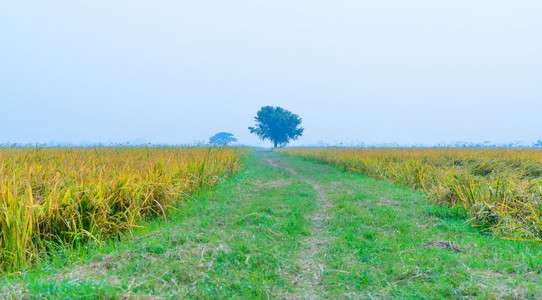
[2,151,541,298]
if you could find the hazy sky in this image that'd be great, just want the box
[1,1,541,146]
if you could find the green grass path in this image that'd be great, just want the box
[2,151,542,298]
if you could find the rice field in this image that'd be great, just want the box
[0,146,245,272]
[280,148,542,242]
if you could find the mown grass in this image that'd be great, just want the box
[2,151,541,298]
[278,153,542,298]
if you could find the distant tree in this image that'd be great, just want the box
[209,132,238,145]
[533,140,542,148]
[248,106,304,148]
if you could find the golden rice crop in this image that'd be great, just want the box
[0,146,245,272]
[280,148,542,242]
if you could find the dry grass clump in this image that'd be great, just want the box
[0,146,244,272]
[280,148,542,241]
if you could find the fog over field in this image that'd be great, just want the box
[1,1,540,146]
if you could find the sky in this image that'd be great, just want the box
[1,1,541,146]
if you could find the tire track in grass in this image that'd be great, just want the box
[265,155,332,299]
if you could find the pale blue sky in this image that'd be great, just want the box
[1,1,540,146]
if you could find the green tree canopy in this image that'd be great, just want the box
[248,106,304,148]
[209,132,238,145]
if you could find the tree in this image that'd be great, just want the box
[248,106,304,148]
[209,132,238,145]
